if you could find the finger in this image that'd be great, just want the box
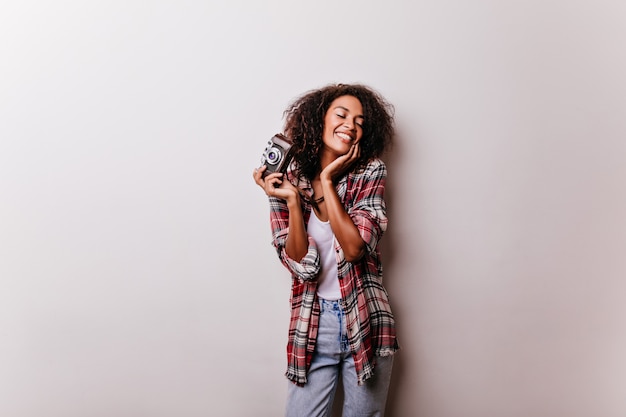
[253,175,264,188]
[253,169,266,188]
[265,177,283,194]
[345,144,358,162]
[351,144,358,158]
[263,172,284,184]
[253,165,266,180]
[338,149,353,164]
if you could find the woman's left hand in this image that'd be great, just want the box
[320,143,361,183]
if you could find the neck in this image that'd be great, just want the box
[319,149,336,173]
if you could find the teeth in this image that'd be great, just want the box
[337,132,352,141]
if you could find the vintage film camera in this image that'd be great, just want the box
[260,133,294,178]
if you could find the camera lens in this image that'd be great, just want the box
[266,147,282,165]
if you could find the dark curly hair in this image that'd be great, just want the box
[283,83,394,181]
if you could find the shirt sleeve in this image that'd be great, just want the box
[268,196,320,282]
[347,160,388,254]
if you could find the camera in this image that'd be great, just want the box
[260,133,294,178]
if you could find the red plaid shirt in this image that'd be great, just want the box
[268,158,399,386]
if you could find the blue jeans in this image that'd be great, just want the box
[286,299,394,417]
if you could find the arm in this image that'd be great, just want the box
[321,149,389,262]
[253,166,320,279]
[283,193,308,262]
[320,177,367,263]
[253,166,308,261]
[319,144,367,263]
[346,160,388,255]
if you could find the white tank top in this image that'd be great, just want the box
[307,209,341,300]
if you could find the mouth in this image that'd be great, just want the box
[336,132,354,143]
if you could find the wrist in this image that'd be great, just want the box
[320,178,334,197]
[319,173,333,186]
[286,193,301,210]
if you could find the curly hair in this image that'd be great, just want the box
[283,83,394,181]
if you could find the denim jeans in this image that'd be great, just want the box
[286,298,393,417]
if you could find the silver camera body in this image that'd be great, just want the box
[261,133,294,178]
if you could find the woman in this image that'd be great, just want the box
[253,83,399,417]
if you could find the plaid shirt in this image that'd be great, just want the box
[268,158,399,386]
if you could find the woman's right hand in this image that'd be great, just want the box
[253,166,300,204]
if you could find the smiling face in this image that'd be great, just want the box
[321,95,364,160]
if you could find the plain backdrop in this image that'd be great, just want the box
[1,1,625,416]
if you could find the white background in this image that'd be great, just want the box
[1,1,625,416]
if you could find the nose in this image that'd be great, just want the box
[343,117,356,131]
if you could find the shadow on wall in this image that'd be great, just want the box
[382,128,417,417]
